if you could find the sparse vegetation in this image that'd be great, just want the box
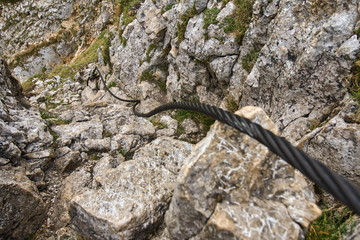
[107,82,117,88]
[203,8,220,39]
[306,206,355,240]
[49,29,112,80]
[242,48,260,72]
[140,69,167,92]
[177,6,197,43]
[21,79,36,94]
[221,0,254,44]
[173,109,215,133]
[150,118,167,129]
[349,60,360,103]
[115,0,144,45]
[146,44,157,63]
[226,96,239,113]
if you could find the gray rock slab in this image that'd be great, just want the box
[70,137,192,240]
[165,106,321,239]
[0,166,46,239]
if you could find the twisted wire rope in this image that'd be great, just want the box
[89,66,360,215]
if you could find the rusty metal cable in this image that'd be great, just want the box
[89,66,360,215]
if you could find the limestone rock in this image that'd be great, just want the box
[0,166,46,239]
[0,59,53,165]
[165,106,321,239]
[299,98,360,203]
[70,137,192,240]
[236,0,360,143]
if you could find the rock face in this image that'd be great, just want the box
[69,137,192,240]
[0,166,47,239]
[165,106,321,239]
[1,0,360,239]
[235,0,359,143]
[0,59,49,238]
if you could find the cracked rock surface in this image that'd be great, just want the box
[165,106,321,239]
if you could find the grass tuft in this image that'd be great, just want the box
[306,206,355,240]
[21,79,36,94]
[173,109,215,133]
[48,29,112,80]
[177,6,197,43]
[221,0,254,44]
[242,48,260,72]
[349,60,360,103]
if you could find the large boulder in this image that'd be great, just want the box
[0,166,46,239]
[69,137,192,240]
[165,106,321,239]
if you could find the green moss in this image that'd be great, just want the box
[306,207,355,240]
[21,79,36,94]
[107,82,117,88]
[242,48,260,72]
[90,153,102,161]
[220,16,236,33]
[173,109,215,133]
[115,0,144,27]
[163,3,175,13]
[0,0,22,5]
[177,6,197,43]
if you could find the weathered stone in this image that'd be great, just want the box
[181,118,199,134]
[209,55,238,84]
[299,99,360,203]
[0,166,46,239]
[70,137,192,240]
[118,115,156,137]
[0,59,53,164]
[55,147,82,173]
[13,46,62,82]
[138,0,167,41]
[51,119,104,147]
[237,0,359,144]
[165,106,321,239]
[84,138,111,152]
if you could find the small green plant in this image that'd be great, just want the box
[107,82,117,88]
[174,109,215,133]
[163,3,175,13]
[140,70,167,92]
[349,60,360,103]
[177,6,197,43]
[306,207,355,240]
[119,148,127,157]
[220,16,236,33]
[91,153,102,161]
[40,110,56,120]
[242,48,260,72]
[226,96,239,113]
[221,0,254,44]
[150,118,167,129]
[203,8,220,39]
[146,44,157,63]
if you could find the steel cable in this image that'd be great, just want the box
[89,66,360,215]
